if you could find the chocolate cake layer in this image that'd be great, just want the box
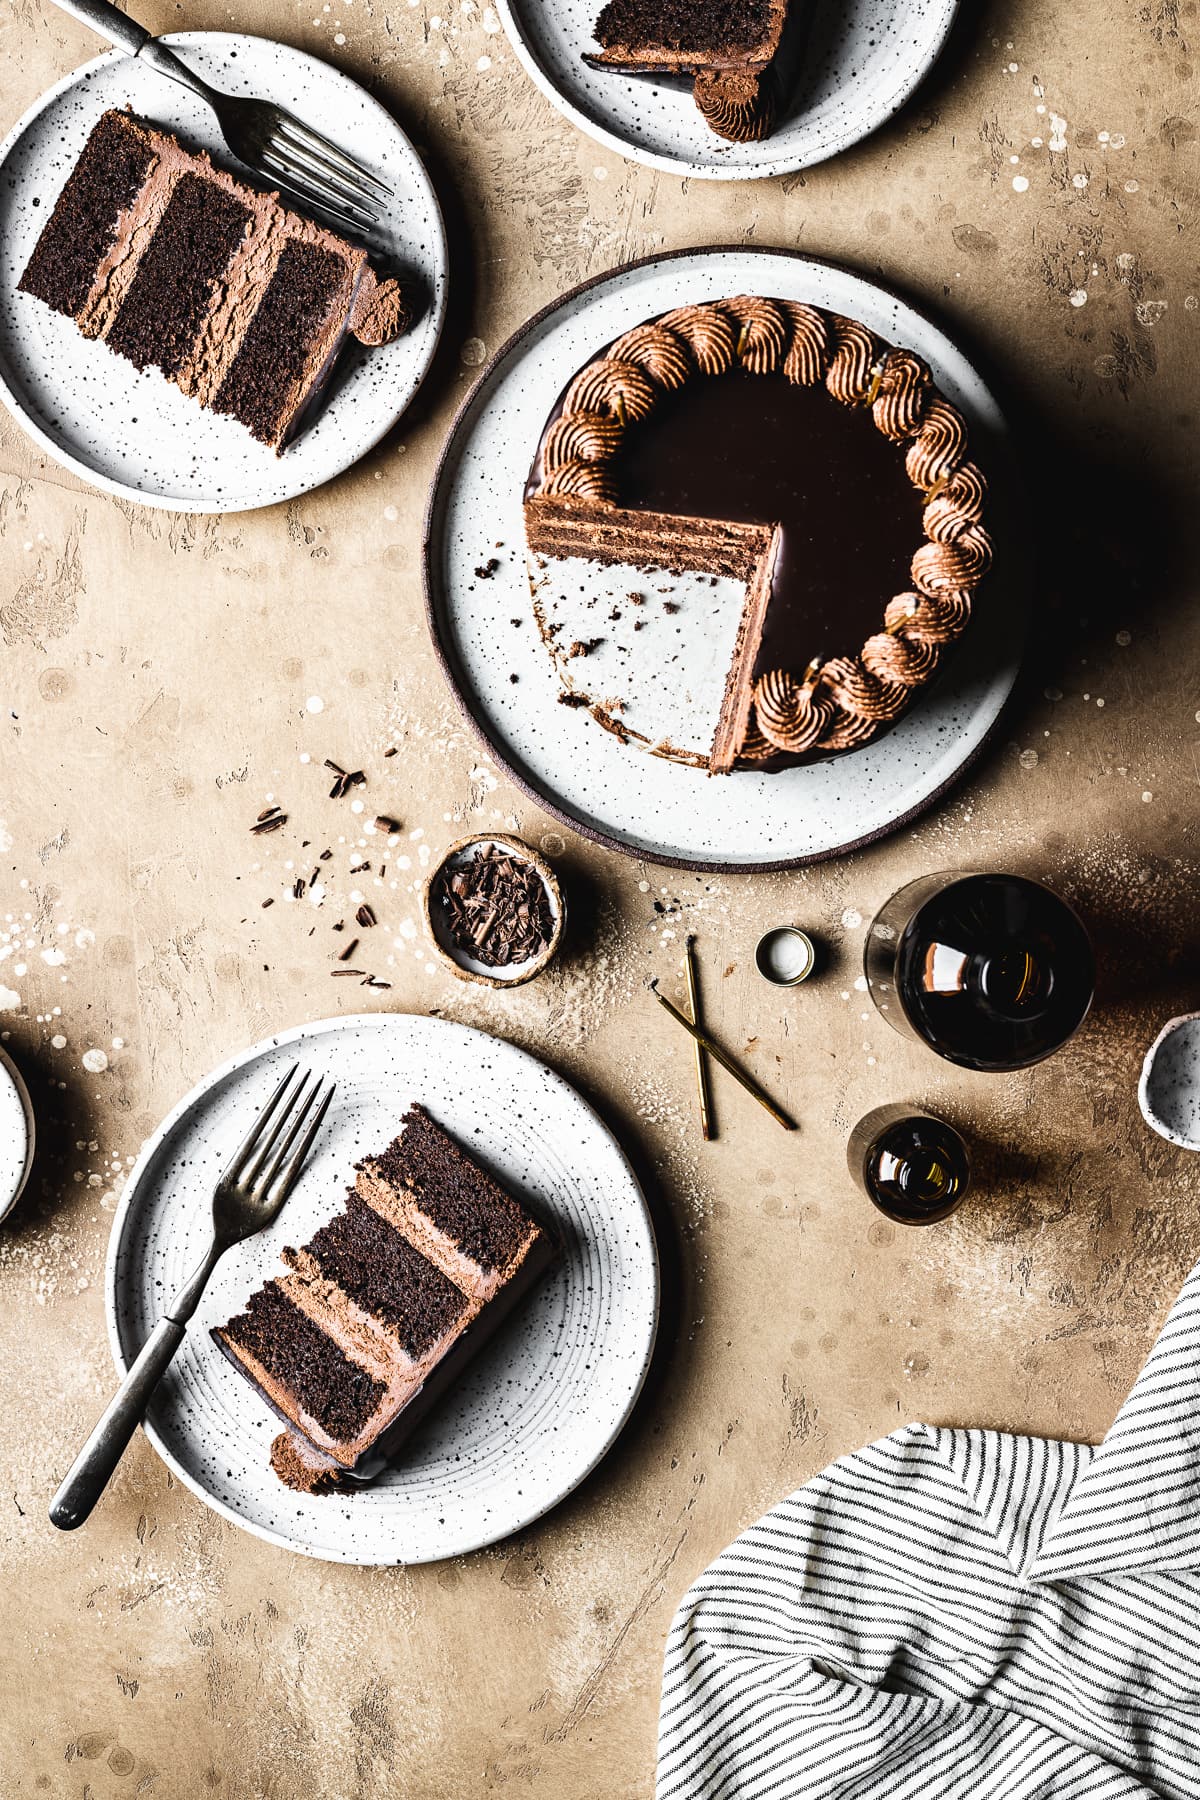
[214,240,344,446]
[218,1282,385,1442]
[594,0,779,57]
[106,174,250,377]
[17,109,411,454]
[301,1190,470,1358]
[17,111,155,318]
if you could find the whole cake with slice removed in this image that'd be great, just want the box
[213,1105,553,1491]
[523,296,993,772]
[18,109,410,453]
[585,0,807,142]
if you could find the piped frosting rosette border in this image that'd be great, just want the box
[531,297,993,761]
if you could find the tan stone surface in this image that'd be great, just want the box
[2,0,1200,1793]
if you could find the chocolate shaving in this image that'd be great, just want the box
[432,844,556,970]
[374,816,401,835]
[355,904,377,928]
[338,937,360,962]
[331,968,364,977]
[325,761,367,800]
[251,808,287,834]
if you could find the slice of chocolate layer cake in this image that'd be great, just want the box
[585,0,808,142]
[18,109,410,452]
[213,1109,553,1490]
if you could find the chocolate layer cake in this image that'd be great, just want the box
[523,297,993,771]
[18,109,410,453]
[585,0,807,142]
[213,1106,553,1490]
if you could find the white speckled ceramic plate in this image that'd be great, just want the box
[496,0,958,180]
[0,1045,35,1225]
[423,246,1027,872]
[106,1014,658,1564]
[0,34,447,512]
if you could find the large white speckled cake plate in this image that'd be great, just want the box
[0,34,447,513]
[496,0,959,180]
[423,247,1027,872]
[106,1015,658,1564]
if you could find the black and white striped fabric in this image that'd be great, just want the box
[658,1262,1200,1799]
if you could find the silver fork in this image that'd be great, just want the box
[48,0,391,236]
[50,1063,335,1531]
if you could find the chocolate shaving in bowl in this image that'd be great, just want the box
[433,845,555,970]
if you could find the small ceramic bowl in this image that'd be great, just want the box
[1139,1012,1200,1149]
[0,1044,35,1224]
[423,833,565,989]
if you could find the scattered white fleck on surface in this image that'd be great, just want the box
[306,695,324,714]
[461,337,486,366]
[1012,175,1030,193]
[1069,289,1088,308]
[1019,749,1040,770]
[841,907,863,930]
[1116,630,1132,646]
[1142,792,1154,804]
[82,1049,108,1074]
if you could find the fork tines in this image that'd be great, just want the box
[224,1064,336,1207]
[256,107,391,232]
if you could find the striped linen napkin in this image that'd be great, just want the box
[657,1261,1200,1799]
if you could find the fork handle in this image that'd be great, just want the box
[45,0,151,57]
[45,0,216,104]
[49,1314,187,1530]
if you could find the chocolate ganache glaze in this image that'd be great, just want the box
[523,297,993,771]
[615,366,918,690]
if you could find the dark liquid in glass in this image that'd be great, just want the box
[848,1107,970,1225]
[865,872,1094,1072]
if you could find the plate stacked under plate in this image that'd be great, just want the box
[107,1014,659,1564]
[424,246,1027,872]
